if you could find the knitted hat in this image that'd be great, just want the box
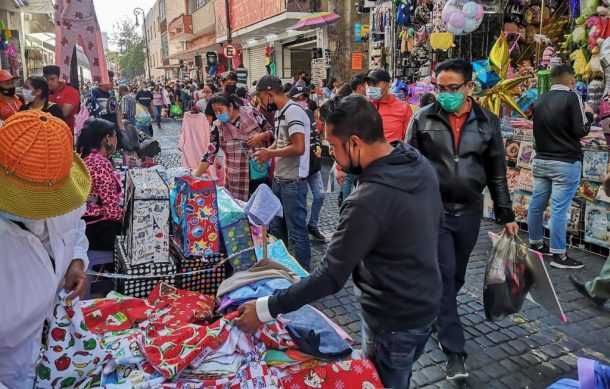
[0,111,91,220]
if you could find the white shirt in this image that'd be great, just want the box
[0,205,88,387]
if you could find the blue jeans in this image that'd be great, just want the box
[155,105,162,127]
[307,171,325,228]
[362,320,433,389]
[271,179,311,270]
[528,159,582,254]
[342,173,355,199]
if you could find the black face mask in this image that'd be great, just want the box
[0,87,16,97]
[341,141,363,175]
[224,85,237,95]
[264,94,277,112]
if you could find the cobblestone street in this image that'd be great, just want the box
[156,120,610,389]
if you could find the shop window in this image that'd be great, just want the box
[189,0,208,14]
[159,0,166,21]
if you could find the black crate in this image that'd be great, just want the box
[114,236,178,298]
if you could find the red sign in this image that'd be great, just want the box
[223,44,237,59]
[352,53,363,70]
[215,0,285,37]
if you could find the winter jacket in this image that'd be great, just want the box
[408,99,515,223]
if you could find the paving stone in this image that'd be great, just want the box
[484,345,508,361]
[428,349,446,364]
[487,331,510,344]
[539,344,567,359]
[419,365,445,384]
[482,363,509,379]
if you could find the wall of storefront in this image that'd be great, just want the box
[146,4,165,81]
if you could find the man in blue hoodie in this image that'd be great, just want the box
[235,95,443,389]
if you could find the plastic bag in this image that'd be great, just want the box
[483,233,533,321]
[170,104,183,118]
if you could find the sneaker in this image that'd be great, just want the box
[307,225,327,243]
[550,253,584,269]
[446,353,469,380]
[530,242,552,257]
[570,276,607,307]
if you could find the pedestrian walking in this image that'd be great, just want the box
[118,85,136,126]
[408,58,518,380]
[290,85,326,243]
[19,76,65,120]
[528,64,594,269]
[44,65,81,134]
[235,95,443,389]
[251,75,312,270]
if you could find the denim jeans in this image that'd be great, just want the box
[342,173,355,199]
[154,105,162,127]
[528,159,582,254]
[270,179,311,270]
[362,320,433,389]
[307,171,325,228]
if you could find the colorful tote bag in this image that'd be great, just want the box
[172,176,221,257]
[35,291,112,388]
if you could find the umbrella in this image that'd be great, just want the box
[292,12,341,30]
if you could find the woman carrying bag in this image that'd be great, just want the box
[193,93,273,201]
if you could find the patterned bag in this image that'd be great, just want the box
[35,292,112,388]
[171,176,221,257]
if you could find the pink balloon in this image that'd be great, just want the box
[442,6,456,23]
[449,12,465,29]
[475,4,484,21]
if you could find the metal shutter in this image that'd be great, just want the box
[248,45,268,86]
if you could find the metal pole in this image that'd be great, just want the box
[135,7,152,81]
[225,0,232,71]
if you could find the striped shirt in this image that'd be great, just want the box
[120,93,136,120]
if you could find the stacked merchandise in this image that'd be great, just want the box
[483,119,610,251]
[37,173,383,387]
[115,169,174,298]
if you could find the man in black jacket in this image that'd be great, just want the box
[529,65,594,270]
[408,58,518,380]
[236,95,443,389]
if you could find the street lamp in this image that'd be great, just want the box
[134,7,152,81]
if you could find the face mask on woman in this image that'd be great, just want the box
[217,112,231,123]
[22,89,35,103]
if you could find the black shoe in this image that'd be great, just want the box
[551,253,584,269]
[446,353,469,380]
[570,276,606,307]
[307,225,327,243]
[530,242,552,257]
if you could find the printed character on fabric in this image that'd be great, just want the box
[201,106,270,202]
[35,291,113,389]
[138,312,239,379]
[254,318,296,351]
[217,188,257,272]
[172,177,221,257]
[145,282,216,335]
[54,0,109,84]
[279,359,383,389]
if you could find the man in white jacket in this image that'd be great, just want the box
[0,111,92,388]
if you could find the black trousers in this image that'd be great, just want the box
[85,220,122,251]
[435,209,482,356]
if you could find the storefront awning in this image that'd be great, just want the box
[169,35,218,60]
[216,11,310,44]
[156,64,180,69]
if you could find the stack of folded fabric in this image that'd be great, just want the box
[53,256,382,388]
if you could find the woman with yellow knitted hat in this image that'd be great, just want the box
[0,111,92,387]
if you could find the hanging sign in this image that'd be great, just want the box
[355,23,362,42]
[361,24,370,39]
[352,52,363,70]
[223,44,237,59]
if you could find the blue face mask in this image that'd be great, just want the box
[0,210,33,223]
[217,112,231,123]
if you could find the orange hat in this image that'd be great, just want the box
[0,70,18,82]
[0,111,91,220]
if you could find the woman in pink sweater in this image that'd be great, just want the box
[76,118,123,250]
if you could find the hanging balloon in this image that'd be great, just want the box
[514,88,538,116]
[442,0,484,35]
[575,81,588,102]
[537,70,551,95]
